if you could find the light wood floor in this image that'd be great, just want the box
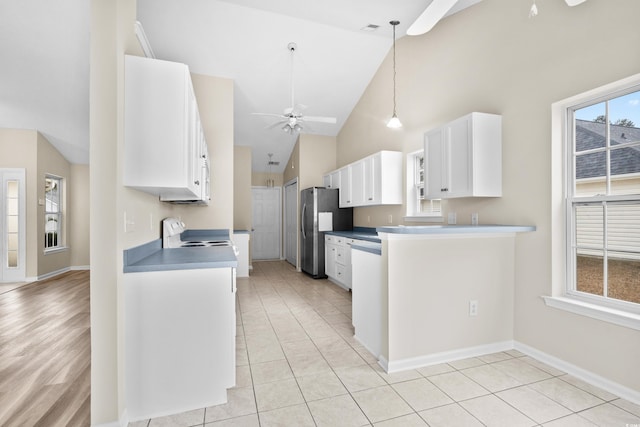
[0,270,90,426]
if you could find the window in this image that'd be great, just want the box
[45,176,63,250]
[566,86,640,314]
[405,150,442,221]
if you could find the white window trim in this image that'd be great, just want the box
[44,175,64,250]
[548,72,640,330]
[405,149,443,222]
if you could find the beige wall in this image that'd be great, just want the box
[234,146,252,231]
[0,129,38,278]
[0,129,89,278]
[174,73,234,231]
[282,134,337,268]
[339,0,640,393]
[69,164,90,267]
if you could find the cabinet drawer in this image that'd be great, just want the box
[336,264,345,281]
[336,246,346,264]
[326,235,335,243]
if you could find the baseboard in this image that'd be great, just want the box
[385,341,515,373]
[37,267,71,281]
[25,276,38,283]
[514,341,640,405]
[71,265,90,271]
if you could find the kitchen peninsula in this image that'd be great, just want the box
[351,225,535,374]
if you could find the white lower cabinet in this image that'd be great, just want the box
[325,235,338,279]
[325,235,371,290]
[351,247,382,359]
[125,267,235,419]
[325,235,351,289]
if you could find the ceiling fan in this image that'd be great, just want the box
[253,42,336,134]
[407,0,588,35]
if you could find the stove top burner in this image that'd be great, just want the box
[179,239,232,248]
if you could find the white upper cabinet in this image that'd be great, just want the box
[424,112,502,199]
[124,55,209,203]
[328,150,402,208]
[364,151,402,205]
[338,167,351,207]
[323,170,341,189]
[350,161,366,206]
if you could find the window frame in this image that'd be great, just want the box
[44,175,64,252]
[405,149,442,222]
[546,72,640,331]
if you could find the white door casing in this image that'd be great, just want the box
[251,187,281,260]
[1,169,26,283]
[284,179,298,268]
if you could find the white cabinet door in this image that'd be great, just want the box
[425,127,446,198]
[323,174,332,188]
[364,154,380,204]
[330,170,341,190]
[339,167,351,207]
[447,116,472,198]
[425,112,501,199]
[350,161,365,206]
[325,235,338,279]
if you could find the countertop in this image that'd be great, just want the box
[123,230,238,273]
[325,227,381,243]
[376,224,536,235]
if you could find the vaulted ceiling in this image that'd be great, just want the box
[1,0,481,172]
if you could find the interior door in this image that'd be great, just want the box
[284,180,298,267]
[1,169,26,283]
[251,187,281,260]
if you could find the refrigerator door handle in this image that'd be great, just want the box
[301,202,307,239]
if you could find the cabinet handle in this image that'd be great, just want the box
[368,197,373,200]
[195,180,200,185]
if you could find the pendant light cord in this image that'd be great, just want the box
[392,21,398,116]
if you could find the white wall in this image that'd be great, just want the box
[338,0,640,393]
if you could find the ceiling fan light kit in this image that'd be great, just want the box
[386,20,402,129]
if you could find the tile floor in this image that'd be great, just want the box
[130,260,640,427]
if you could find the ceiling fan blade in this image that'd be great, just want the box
[266,120,288,130]
[252,112,286,119]
[303,116,337,124]
[407,0,458,36]
[565,0,587,6]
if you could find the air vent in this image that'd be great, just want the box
[360,24,380,32]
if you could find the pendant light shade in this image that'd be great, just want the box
[387,20,402,129]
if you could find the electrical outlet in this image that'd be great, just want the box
[471,213,479,225]
[367,215,371,223]
[448,212,457,224]
[469,300,478,316]
[388,214,393,224]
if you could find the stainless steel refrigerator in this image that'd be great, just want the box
[301,187,353,278]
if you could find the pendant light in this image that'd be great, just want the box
[387,20,402,129]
